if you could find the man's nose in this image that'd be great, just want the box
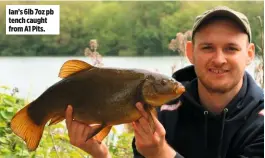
[212,49,227,66]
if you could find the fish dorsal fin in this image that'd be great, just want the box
[59,60,93,78]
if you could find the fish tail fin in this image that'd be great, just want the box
[11,103,46,151]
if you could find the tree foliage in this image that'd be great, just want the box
[0,1,263,56]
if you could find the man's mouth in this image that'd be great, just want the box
[209,68,229,74]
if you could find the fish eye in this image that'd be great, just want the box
[161,79,167,85]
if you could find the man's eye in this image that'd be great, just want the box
[224,47,238,52]
[227,47,238,51]
[202,46,212,50]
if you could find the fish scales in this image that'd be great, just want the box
[10,59,186,151]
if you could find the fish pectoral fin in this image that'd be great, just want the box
[85,124,106,142]
[94,126,112,142]
[59,59,93,78]
[48,115,65,126]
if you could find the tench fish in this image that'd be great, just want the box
[11,59,185,151]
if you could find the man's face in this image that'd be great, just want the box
[187,19,255,93]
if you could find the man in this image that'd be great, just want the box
[65,6,264,158]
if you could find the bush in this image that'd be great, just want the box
[0,86,134,157]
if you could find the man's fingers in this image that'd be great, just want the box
[151,112,165,136]
[133,120,150,141]
[136,102,149,119]
[65,105,73,130]
[76,123,86,142]
[69,121,78,144]
[138,117,153,134]
[135,102,161,134]
[83,125,92,141]
[132,122,146,141]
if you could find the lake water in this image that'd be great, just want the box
[0,56,259,100]
[0,56,260,135]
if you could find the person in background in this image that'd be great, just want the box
[65,6,264,158]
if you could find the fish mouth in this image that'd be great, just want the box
[174,84,185,95]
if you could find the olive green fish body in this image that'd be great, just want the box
[28,68,151,126]
[11,59,186,151]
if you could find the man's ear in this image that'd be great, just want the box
[246,43,255,65]
[186,41,194,64]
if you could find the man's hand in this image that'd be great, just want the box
[65,105,111,158]
[132,102,176,158]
